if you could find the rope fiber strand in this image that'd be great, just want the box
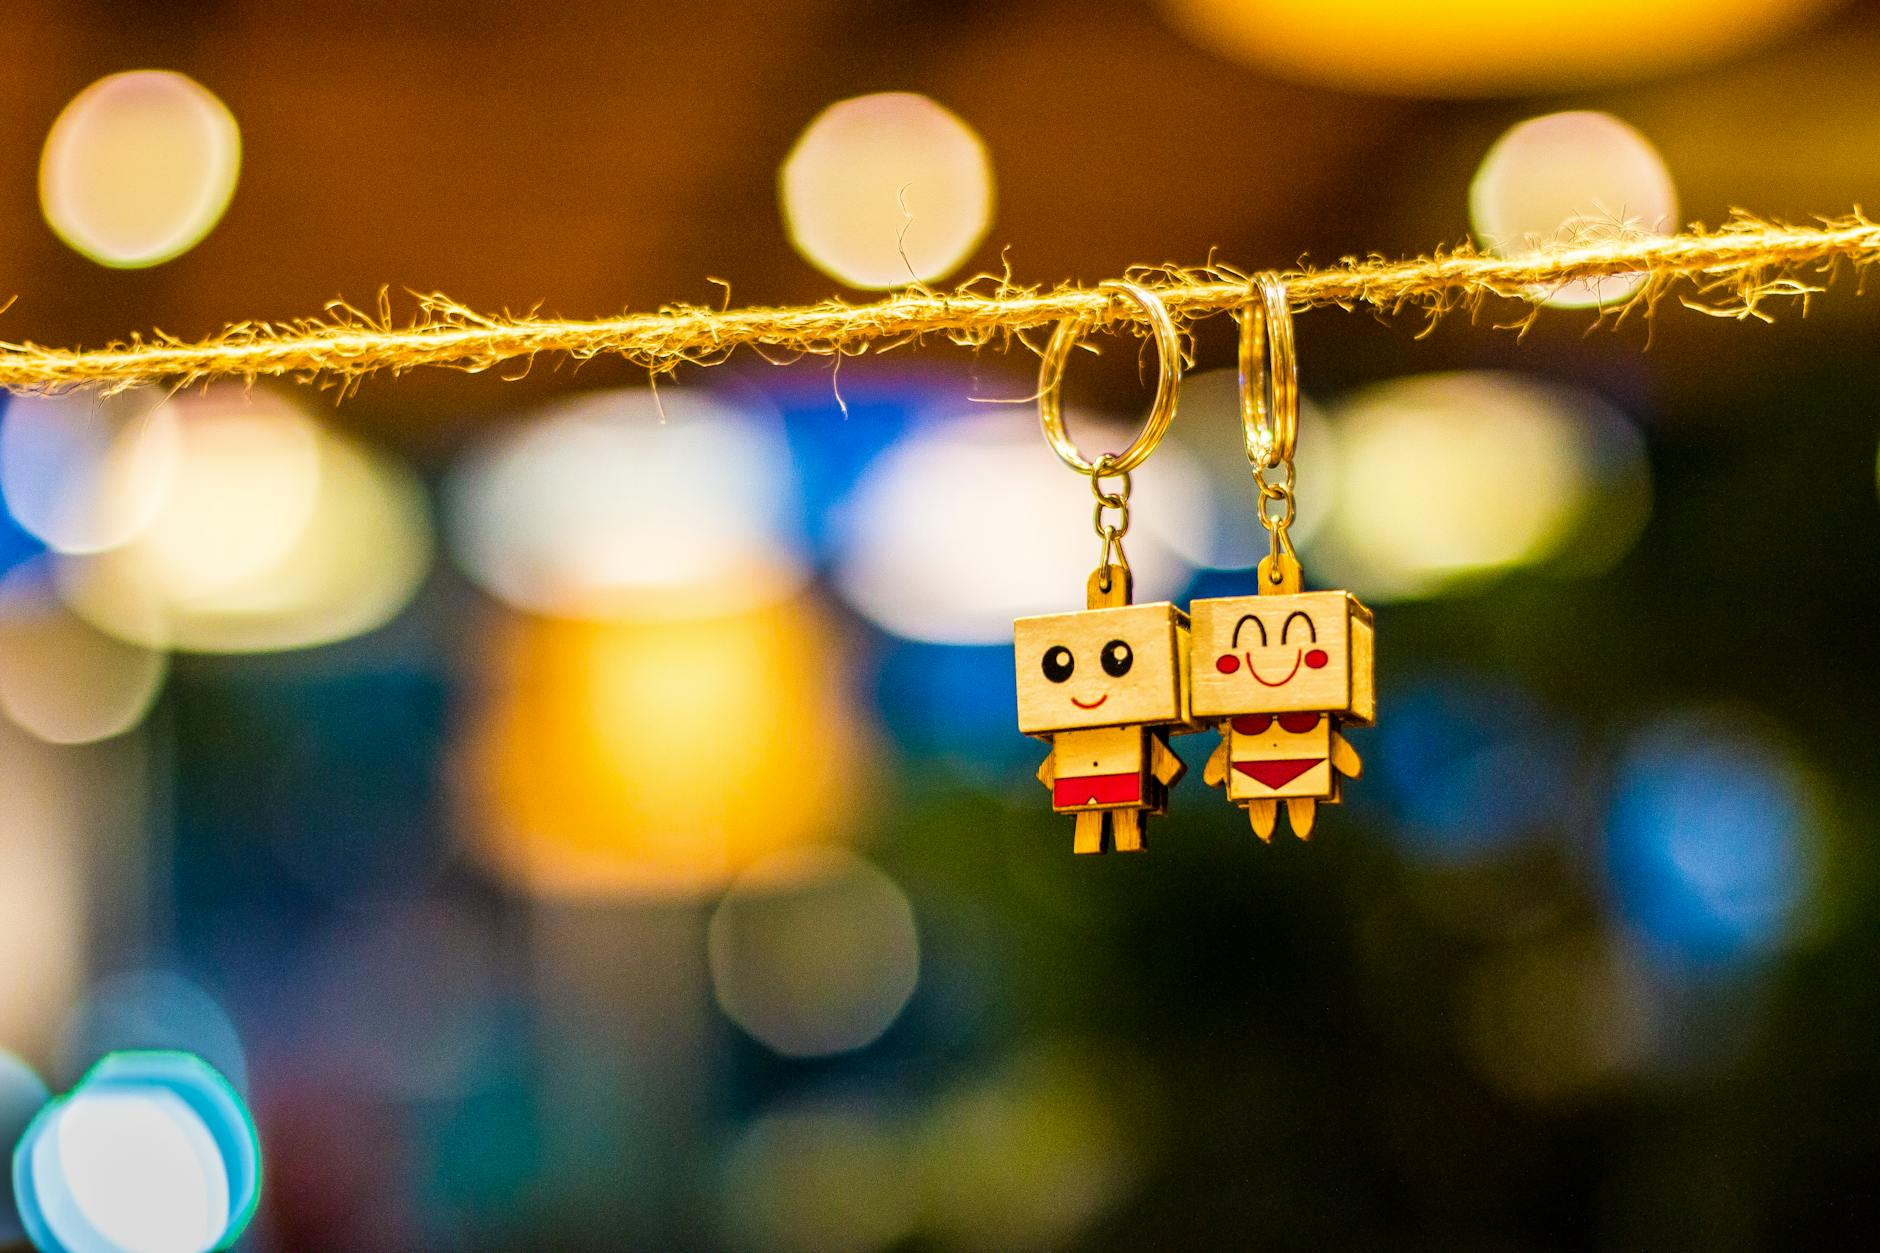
[3,211,1876,395]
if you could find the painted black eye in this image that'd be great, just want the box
[1100,639,1133,677]
[1041,646,1074,683]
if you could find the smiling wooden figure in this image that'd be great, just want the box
[1015,567,1192,855]
[1189,558,1375,840]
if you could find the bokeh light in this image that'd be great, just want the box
[871,640,1035,772]
[110,394,323,601]
[0,720,87,1060]
[448,388,808,621]
[1471,111,1678,308]
[1317,371,1650,600]
[0,503,44,582]
[0,559,166,744]
[1544,399,1654,578]
[466,599,864,898]
[48,1089,230,1252]
[780,92,993,289]
[57,388,432,653]
[15,1052,260,1253]
[830,412,1212,643]
[1604,710,1822,973]
[40,70,241,267]
[1172,367,1339,567]
[718,1096,918,1253]
[296,900,498,1099]
[1376,678,1577,866]
[0,1052,51,1245]
[0,389,179,554]
[0,12,1875,1252]
[1157,0,1835,97]
[57,971,250,1096]
[918,1047,1142,1251]
[1463,931,1654,1104]
[707,846,919,1058]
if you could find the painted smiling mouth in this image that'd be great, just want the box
[1247,649,1302,687]
[1070,693,1109,709]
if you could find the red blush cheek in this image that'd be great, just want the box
[1304,649,1328,669]
[1215,654,1240,674]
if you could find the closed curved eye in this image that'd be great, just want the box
[1280,611,1316,645]
[1231,614,1266,648]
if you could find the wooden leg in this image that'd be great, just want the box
[1073,811,1104,855]
[1247,800,1278,842]
[1111,807,1144,853]
[1288,798,1317,840]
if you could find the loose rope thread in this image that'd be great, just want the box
[1,210,1874,396]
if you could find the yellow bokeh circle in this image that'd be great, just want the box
[41,70,241,268]
[781,93,993,290]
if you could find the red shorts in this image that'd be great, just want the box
[1054,772,1142,809]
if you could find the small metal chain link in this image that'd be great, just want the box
[1090,454,1132,587]
[1255,455,1296,567]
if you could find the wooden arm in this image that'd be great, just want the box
[1203,733,1229,788]
[1331,729,1361,779]
[1149,732,1185,786]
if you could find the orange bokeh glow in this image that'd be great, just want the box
[1161,0,1838,96]
[464,598,866,898]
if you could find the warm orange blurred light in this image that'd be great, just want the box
[780,93,994,289]
[1318,371,1649,599]
[1472,111,1678,309]
[40,70,241,267]
[57,388,432,654]
[1160,0,1838,96]
[0,562,166,745]
[465,598,866,899]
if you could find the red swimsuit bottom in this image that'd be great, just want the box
[1053,772,1142,809]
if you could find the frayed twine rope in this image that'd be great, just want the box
[1,211,1873,396]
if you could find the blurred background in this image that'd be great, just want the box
[0,1,1877,1249]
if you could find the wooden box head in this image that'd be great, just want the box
[1013,602,1190,735]
[1189,591,1374,724]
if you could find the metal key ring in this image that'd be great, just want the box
[1236,273,1297,470]
[1038,280,1181,477]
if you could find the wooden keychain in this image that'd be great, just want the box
[1193,275,1375,840]
[1013,281,1197,855]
